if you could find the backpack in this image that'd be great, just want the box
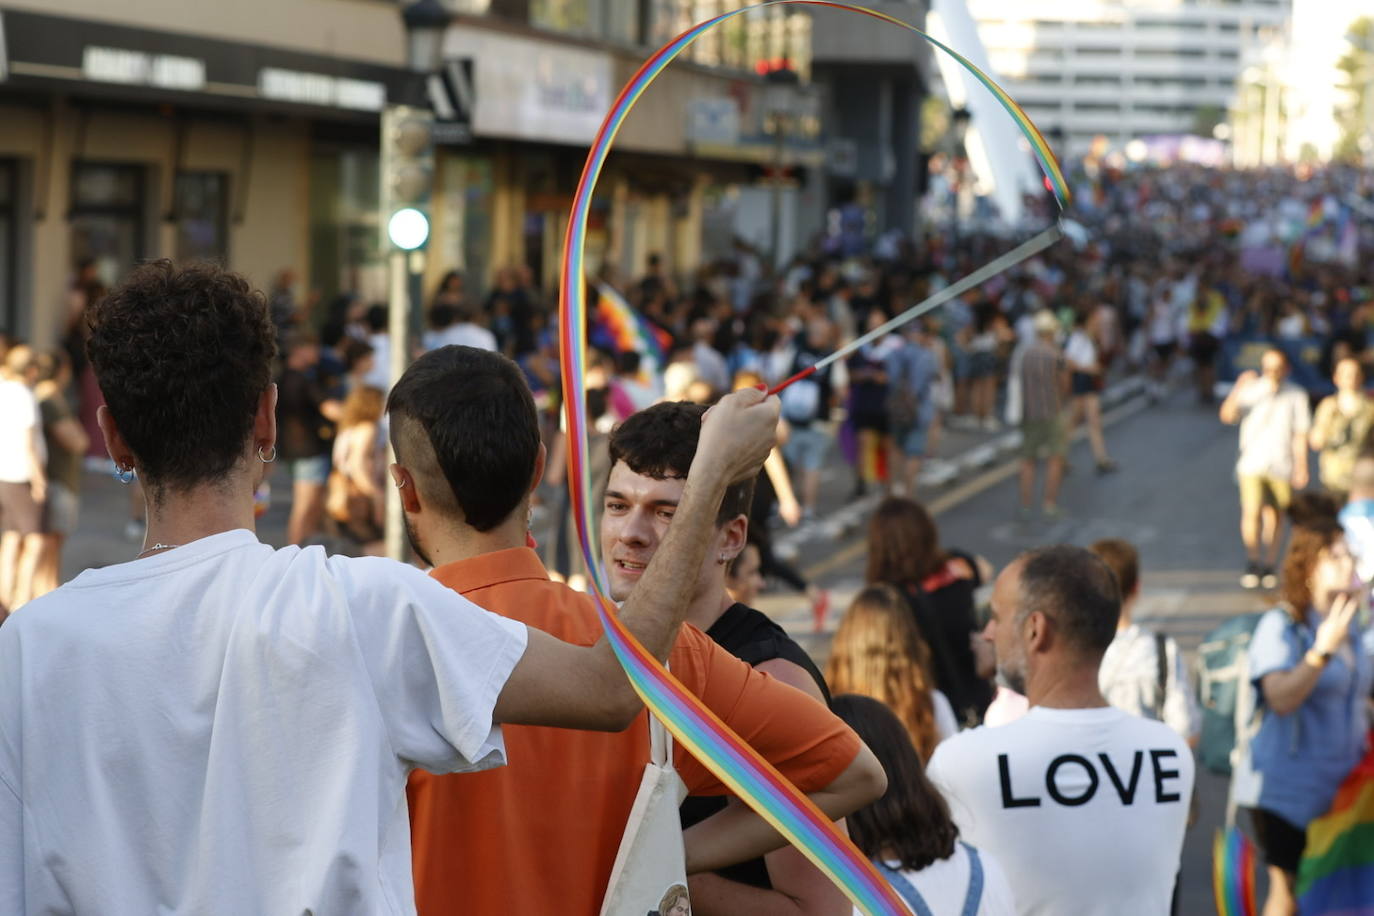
[1196,611,1266,775]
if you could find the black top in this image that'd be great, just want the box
[276,368,331,461]
[900,550,995,727]
[679,603,831,890]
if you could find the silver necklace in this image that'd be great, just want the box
[136,543,181,558]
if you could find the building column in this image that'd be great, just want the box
[884,74,918,239]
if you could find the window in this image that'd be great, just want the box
[309,145,384,306]
[174,172,229,264]
[531,0,593,34]
[0,161,14,334]
[1075,74,1122,86]
[70,162,145,290]
[1075,102,1121,113]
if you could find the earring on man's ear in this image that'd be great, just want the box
[112,464,135,485]
[257,445,276,464]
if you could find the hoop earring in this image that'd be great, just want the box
[112,465,135,485]
[257,445,276,464]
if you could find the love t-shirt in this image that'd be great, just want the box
[0,529,528,914]
[927,706,1194,916]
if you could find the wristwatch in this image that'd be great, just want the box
[1305,648,1331,669]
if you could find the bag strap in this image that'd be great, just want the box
[649,712,672,768]
[1154,631,1169,720]
[871,860,934,916]
[959,843,985,916]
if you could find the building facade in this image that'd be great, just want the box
[968,0,1292,159]
[0,0,830,344]
[0,0,425,344]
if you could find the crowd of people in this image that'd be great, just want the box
[0,159,1372,915]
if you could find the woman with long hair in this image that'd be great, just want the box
[326,385,386,552]
[833,694,1015,915]
[1233,494,1371,916]
[865,497,994,725]
[826,585,957,760]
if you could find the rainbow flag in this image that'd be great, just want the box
[593,281,671,374]
[1298,738,1374,915]
[1307,198,1327,231]
[1214,826,1257,916]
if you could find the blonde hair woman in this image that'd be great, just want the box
[327,385,385,551]
[825,584,958,760]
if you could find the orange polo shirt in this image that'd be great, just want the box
[407,547,860,915]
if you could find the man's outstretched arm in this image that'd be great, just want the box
[492,389,780,731]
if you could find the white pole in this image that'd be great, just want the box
[385,247,408,562]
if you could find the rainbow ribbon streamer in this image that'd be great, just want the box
[558,5,1073,914]
[1213,826,1257,916]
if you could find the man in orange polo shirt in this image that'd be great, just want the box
[392,346,883,914]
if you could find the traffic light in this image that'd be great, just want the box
[380,104,435,251]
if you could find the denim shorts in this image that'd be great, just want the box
[783,425,830,472]
[288,454,331,486]
[895,423,930,458]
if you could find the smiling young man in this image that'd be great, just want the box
[604,401,850,916]
[393,347,883,915]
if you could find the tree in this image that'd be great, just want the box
[1335,16,1373,163]
[1191,104,1225,139]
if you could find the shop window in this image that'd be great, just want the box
[174,171,229,264]
[309,145,385,308]
[0,161,15,334]
[70,162,146,291]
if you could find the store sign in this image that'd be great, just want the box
[688,98,741,146]
[440,29,610,144]
[259,67,386,112]
[0,10,415,117]
[83,46,205,91]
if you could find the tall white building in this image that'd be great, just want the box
[967,0,1293,159]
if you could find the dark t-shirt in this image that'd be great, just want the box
[679,602,831,889]
[276,368,330,461]
[900,550,995,726]
[38,393,83,491]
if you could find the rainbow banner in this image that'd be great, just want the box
[1298,738,1374,915]
[1213,826,1257,916]
[558,5,1072,914]
[593,281,672,374]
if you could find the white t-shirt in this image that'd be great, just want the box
[1064,330,1097,373]
[423,323,498,353]
[1099,625,1201,743]
[858,844,1018,916]
[364,331,392,391]
[0,379,44,483]
[0,529,528,914]
[927,706,1193,916]
[1235,381,1311,479]
[934,689,960,742]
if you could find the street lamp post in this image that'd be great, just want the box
[947,107,971,261]
[764,65,800,273]
[384,0,448,560]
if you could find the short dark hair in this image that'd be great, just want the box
[85,260,275,496]
[366,304,388,333]
[831,694,958,871]
[1089,538,1139,600]
[607,401,755,527]
[386,345,540,532]
[1016,545,1120,656]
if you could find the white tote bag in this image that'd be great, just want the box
[599,713,690,916]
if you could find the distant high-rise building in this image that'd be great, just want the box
[967,0,1293,158]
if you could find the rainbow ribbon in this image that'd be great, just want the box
[1213,827,1257,916]
[558,5,1073,914]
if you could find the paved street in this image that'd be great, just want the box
[58,382,1270,912]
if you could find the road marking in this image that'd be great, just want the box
[801,395,1154,581]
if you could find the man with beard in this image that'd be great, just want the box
[926,546,1193,916]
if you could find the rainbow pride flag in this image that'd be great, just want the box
[1214,826,1257,916]
[1298,737,1374,915]
[593,281,672,374]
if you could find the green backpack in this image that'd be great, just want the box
[1196,611,1267,775]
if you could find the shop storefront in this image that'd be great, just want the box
[0,6,418,344]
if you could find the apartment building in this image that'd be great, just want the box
[968,0,1292,159]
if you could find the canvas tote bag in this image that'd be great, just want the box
[599,712,690,916]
